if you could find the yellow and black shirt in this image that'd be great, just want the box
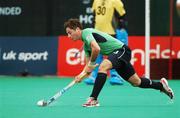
[92,0,126,35]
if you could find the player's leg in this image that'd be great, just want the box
[129,73,174,99]
[114,45,174,99]
[117,62,174,99]
[82,59,112,107]
[84,54,103,85]
[127,72,163,90]
[83,46,129,107]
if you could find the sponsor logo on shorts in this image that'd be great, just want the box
[113,51,119,54]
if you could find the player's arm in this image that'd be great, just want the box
[85,40,100,72]
[74,70,90,83]
[89,40,100,63]
[113,0,126,16]
[114,0,127,29]
[75,56,90,83]
[75,41,100,83]
[75,55,98,83]
[81,40,100,73]
[115,13,127,30]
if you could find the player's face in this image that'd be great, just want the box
[66,27,80,41]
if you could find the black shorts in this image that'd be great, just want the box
[108,45,135,81]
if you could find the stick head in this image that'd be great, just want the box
[37,99,47,107]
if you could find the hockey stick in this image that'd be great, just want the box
[37,72,89,107]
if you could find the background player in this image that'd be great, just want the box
[84,0,128,85]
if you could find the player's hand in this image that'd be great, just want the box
[75,74,83,83]
[75,71,90,83]
[85,62,99,73]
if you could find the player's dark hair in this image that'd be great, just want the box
[64,18,83,30]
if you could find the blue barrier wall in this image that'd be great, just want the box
[0,37,58,75]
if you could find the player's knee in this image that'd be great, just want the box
[98,59,112,73]
[98,64,110,73]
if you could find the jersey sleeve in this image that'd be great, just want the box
[82,29,96,57]
[113,0,126,16]
[82,29,95,46]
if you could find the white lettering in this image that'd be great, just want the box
[18,51,48,62]
[2,50,16,60]
[150,44,160,59]
[83,0,91,4]
[131,49,145,65]
[66,48,85,65]
[86,7,93,14]
[161,49,171,59]
[0,7,22,16]
[177,51,180,58]
[2,51,48,62]
[79,15,93,24]
[132,44,180,66]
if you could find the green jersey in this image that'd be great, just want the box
[82,28,124,57]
